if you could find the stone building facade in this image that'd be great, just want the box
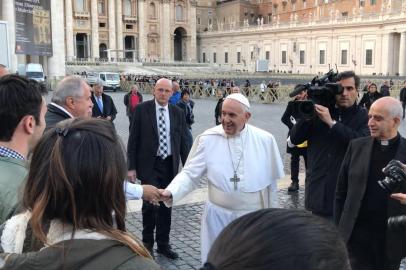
[1,0,406,77]
[196,0,406,76]
[1,0,197,78]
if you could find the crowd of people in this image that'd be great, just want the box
[1,65,406,270]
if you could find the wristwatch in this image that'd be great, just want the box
[330,120,337,128]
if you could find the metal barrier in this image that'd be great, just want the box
[124,81,293,103]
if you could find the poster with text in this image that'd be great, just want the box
[15,0,53,56]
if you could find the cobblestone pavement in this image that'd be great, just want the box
[126,187,306,270]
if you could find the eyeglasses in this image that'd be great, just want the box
[156,88,172,94]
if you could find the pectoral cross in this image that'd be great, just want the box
[230,173,240,190]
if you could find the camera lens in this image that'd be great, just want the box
[298,101,315,119]
[378,177,398,193]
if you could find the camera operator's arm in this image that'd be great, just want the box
[334,141,352,225]
[315,104,336,128]
[330,108,370,144]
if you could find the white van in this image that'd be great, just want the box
[86,72,120,92]
[25,63,45,83]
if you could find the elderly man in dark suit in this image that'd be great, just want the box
[335,97,406,270]
[45,75,93,130]
[91,82,117,121]
[127,78,189,259]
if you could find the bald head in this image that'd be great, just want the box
[368,97,402,140]
[154,78,173,106]
[172,81,180,92]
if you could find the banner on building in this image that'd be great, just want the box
[15,0,52,56]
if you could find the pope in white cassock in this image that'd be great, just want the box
[162,93,284,262]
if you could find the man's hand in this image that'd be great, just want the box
[106,116,112,121]
[315,104,335,128]
[142,185,161,205]
[127,170,137,183]
[391,193,406,204]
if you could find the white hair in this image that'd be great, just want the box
[52,75,87,105]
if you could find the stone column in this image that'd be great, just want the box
[399,32,406,76]
[116,0,123,59]
[2,0,18,72]
[48,0,66,79]
[65,0,74,60]
[90,0,99,59]
[189,1,197,62]
[160,0,171,62]
[137,0,146,61]
[387,33,394,75]
[108,0,117,60]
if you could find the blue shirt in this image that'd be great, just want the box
[169,91,181,105]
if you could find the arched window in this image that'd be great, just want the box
[76,0,85,12]
[124,0,132,16]
[175,5,183,21]
[99,43,107,59]
[149,2,156,19]
[98,0,105,15]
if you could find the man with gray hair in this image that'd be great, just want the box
[335,97,406,270]
[161,93,284,262]
[45,75,93,130]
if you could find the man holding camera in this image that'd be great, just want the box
[290,71,369,220]
[335,97,406,270]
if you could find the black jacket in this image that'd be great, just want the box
[290,104,369,215]
[177,100,194,128]
[91,93,117,121]
[400,87,406,103]
[359,91,383,110]
[44,103,71,131]
[215,98,224,125]
[127,100,189,184]
[281,100,307,155]
[335,136,406,261]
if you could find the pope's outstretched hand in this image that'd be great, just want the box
[159,189,173,206]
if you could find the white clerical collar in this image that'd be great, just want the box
[155,99,169,110]
[50,102,74,118]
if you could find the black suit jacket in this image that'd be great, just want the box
[127,100,189,184]
[91,93,117,121]
[335,136,406,260]
[45,103,72,131]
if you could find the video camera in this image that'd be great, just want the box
[289,68,343,120]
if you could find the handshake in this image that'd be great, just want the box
[142,185,173,206]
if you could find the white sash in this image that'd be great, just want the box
[208,183,264,211]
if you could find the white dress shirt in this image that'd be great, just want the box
[124,181,143,200]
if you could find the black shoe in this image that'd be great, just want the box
[157,245,179,259]
[143,242,154,258]
[288,182,299,192]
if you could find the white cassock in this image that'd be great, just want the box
[166,124,284,262]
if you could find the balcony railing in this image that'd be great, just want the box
[199,10,406,34]
[123,15,137,22]
[74,11,90,19]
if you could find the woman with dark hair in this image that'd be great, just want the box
[359,83,382,110]
[0,118,159,270]
[201,208,351,270]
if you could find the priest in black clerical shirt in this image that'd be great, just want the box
[335,97,406,270]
